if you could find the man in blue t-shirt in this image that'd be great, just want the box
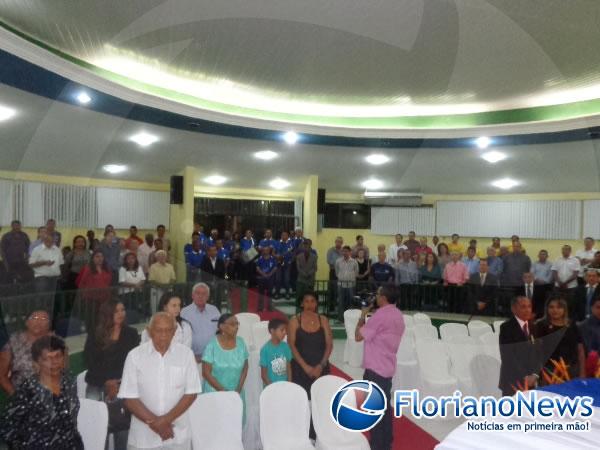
[185,239,205,282]
[258,229,278,252]
[371,252,395,288]
[275,231,294,299]
[256,247,278,311]
[260,318,292,385]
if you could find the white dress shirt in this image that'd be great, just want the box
[29,244,63,277]
[387,243,408,264]
[575,247,597,276]
[551,257,581,288]
[119,341,201,449]
[524,282,534,299]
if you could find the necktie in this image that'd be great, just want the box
[522,322,529,338]
[480,274,485,286]
[526,284,532,299]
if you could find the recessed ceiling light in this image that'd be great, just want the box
[481,151,507,164]
[76,92,91,104]
[269,178,291,190]
[129,132,159,147]
[204,175,227,185]
[352,210,357,215]
[254,150,279,161]
[0,105,16,121]
[282,131,299,145]
[491,178,519,190]
[475,136,491,149]
[362,178,384,190]
[103,164,127,174]
[365,154,390,165]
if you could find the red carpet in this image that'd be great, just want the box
[329,365,439,450]
[229,287,288,321]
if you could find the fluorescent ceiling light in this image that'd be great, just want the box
[362,179,384,190]
[204,175,227,185]
[103,164,127,174]
[491,178,519,190]
[269,178,291,189]
[254,150,278,160]
[283,131,299,145]
[481,151,507,164]
[76,92,91,104]
[475,136,491,149]
[129,132,159,147]
[365,154,390,165]
[0,105,16,121]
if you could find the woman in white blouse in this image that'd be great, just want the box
[141,292,192,348]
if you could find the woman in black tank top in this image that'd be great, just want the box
[288,291,333,398]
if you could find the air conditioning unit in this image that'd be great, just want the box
[363,191,423,206]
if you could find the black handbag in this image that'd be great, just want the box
[106,398,131,433]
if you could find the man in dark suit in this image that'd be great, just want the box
[574,269,600,321]
[200,246,226,310]
[467,260,499,316]
[498,296,542,396]
[515,272,548,319]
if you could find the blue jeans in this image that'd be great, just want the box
[337,284,355,322]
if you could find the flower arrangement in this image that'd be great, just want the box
[584,351,600,378]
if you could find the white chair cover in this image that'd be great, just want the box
[413,312,432,325]
[415,339,459,399]
[439,323,469,341]
[76,370,87,398]
[236,312,261,350]
[77,398,108,450]
[189,391,244,450]
[260,382,314,450]
[470,354,502,398]
[252,321,271,350]
[343,309,364,368]
[413,323,439,341]
[467,320,493,338]
[310,375,370,450]
[493,319,506,333]
[403,314,414,329]
[392,332,420,392]
[445,337,479,396]
[478,332,501,361]
[244,349,263,450]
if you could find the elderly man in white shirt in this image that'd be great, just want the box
[575,237,597,279]
[387,234,407,265]
[29,233,63,299]
[552,245,581,302]
[119,312,201,450]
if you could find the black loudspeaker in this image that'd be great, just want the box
[317,188,326,214]
[170,175,184,204]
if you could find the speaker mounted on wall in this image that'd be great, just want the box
[170,175,184,204]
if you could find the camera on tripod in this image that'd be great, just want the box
[353,290,377,309]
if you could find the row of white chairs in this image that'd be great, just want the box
[78,377,367,450]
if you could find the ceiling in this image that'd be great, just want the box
[2,82,600,194]
[1,0,600,131]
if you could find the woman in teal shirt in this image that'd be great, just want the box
[202,313,249,418]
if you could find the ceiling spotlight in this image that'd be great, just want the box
[204,175,227,185]
[481,151,507,164]
[103,164,127,174]
[282,131,299,145]
[0,105,16,121]
[129,132,159,147]
[76,92,91,104]
[475,136,491,149]
[491,178,519,190]
[269,178,291,190]
[254,150,278,161]
[352,210,357,215]
[362,178,384,190]
[365,154,390,165]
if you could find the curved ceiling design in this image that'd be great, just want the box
[2,0,600,136]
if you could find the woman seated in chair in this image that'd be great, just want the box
[202,313,249,420]
[0,335,83,449]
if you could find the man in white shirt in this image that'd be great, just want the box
[138,233,155,276]
[119,312,201,450]
[29,234,63,299]
[575,237,597,279]
[387,234,407,265]
[552,245,581,302]
[181,283,220,362]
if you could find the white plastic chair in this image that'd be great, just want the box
[236,312,261,350]
[311,375,370,450]
[392,332,420,391]
[479,331,501,361]
[445,337,479,396]
[189,392,244,450]
[76,370,87,398]
[468,320,493,339]
[470,354,502,398]
[439,323,469,341]
[260,382,314,450]
[415,339,459,399]
[413,312,432,325]
[77,398,108,450]
[252,321,271,350]
[343,309,364,368]
[493,319,506,333]
[413,323,439,341]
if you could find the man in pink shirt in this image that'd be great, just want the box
[443,251,469,313]
[355,286,405,450]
